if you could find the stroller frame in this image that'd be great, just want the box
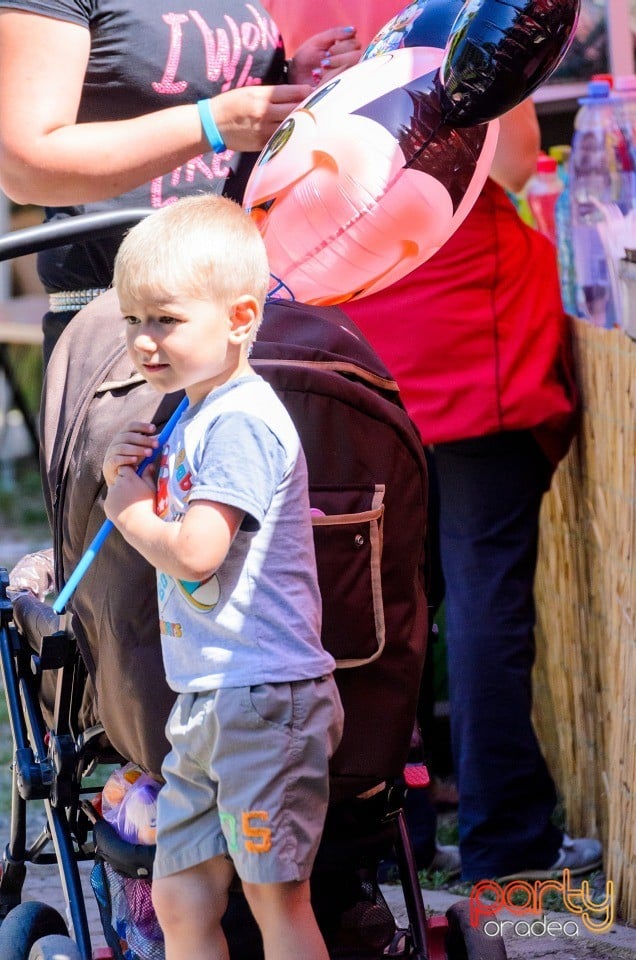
[0,571,96,959]
[0,569,453,960]
[0,212,506,960]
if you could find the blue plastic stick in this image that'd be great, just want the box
[53,396,189,614]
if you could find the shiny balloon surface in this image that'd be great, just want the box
[440,0,580,125]
[363,0,464,59]
[243,48,498,305]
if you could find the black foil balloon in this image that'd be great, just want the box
[401,0,465,50]
[363,0,465,58]
[439,0,580,125]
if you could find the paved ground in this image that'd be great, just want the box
[12,849,636,959]
[22,858,106,953]
[383,883,636,959]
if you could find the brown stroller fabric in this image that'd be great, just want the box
[41,290,429,800]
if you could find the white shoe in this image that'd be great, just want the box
[427,842,461,879]
[498,834,602,882]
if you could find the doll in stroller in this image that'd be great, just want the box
[0,213,507,960]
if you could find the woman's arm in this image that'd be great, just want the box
[0,11,311,205]
[488,98,541,195]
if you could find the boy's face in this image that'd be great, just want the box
[121,290,257,404]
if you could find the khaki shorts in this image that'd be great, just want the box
[153,676,344,883]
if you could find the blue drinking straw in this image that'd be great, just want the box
[52,396,189,614]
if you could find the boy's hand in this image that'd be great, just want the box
[103,421,158,487]
[104,465,156,531]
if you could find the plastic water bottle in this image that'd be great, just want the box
[618,248,636,339]
[611,74,636,211]
[549,145,578,315]
[526,154,563,246]
[507,187,534,227]
[569,79,619,326]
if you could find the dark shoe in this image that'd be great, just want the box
[497,834,603,882]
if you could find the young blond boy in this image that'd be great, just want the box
[103,194,343,960]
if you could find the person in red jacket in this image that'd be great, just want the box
[262,0,603,883]
[344,97,603,882]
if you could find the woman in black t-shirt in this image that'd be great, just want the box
[0,0,359,359]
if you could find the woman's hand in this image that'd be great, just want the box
[0,10,311,204]
[207,84,312,152]
[290,26,361,86]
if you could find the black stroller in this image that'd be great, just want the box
[0,213,506,960]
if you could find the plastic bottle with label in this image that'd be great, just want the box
[611,74,636,211]
[569,79,618,326]
[549,145,578,315]
[618,248,636,339]
[526,154,563,246]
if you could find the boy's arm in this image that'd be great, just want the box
[104,469,244,582]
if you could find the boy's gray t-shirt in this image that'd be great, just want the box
[156,374,334,692]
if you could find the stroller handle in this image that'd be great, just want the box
[13,591,64,642]
[0,208,153,262]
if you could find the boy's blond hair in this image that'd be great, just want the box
[114,194,270,339]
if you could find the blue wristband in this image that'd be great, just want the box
[197,99,227,153]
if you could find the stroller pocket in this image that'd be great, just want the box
[89,817,162,960]
[310,484,385,667]
[91,856,164,960]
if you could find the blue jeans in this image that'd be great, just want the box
[433,431,562,881]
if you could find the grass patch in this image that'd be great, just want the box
[418,867,458,890]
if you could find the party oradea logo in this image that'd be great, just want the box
[469,870,614,938]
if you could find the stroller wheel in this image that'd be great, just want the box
[445,901,508,959]
[0,902,68,960]
[28,934,82,960]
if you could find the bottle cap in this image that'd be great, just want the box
[591,73,614,88]
[549,145,571,164]
[536,155,558,174]
[579,79,611,103]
